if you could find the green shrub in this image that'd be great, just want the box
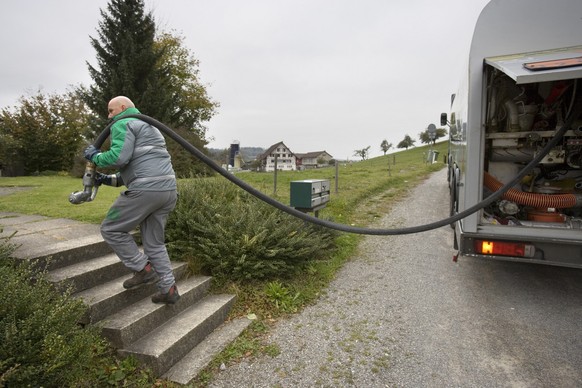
[0,254,104,386]
[0,238,156,387]
[166,178,337,281]
[0,254,158,386]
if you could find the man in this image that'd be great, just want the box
[84,96,180,304]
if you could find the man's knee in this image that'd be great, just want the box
[101,223,128,245]
[100,223,109,240]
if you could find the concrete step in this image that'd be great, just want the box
[100,276,212,348]
[48,253,130,293]
[2,212,243,382]
[30,237,113,271]
[119,294,236,376]
[0,213,110,269]
[74,261,188,324]
[162,317,252,385]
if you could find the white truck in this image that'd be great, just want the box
[444,0,582,268]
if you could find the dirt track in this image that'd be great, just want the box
[209,168,582,387]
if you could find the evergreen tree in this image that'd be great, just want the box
[85,0,161,127]
[83,0,219,177]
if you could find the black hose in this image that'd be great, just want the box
[93,121,115,149]
[95,99,581,236]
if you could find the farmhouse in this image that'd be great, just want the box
[257,143,334,172]
[257,142,297,172]
[295,151,333,170]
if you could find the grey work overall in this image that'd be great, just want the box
[101,189,177,293]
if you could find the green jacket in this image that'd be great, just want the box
[93,108,176,191]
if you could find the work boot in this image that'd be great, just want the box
[151,284,180,304]
[123,262,157,289]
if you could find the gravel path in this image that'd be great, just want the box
[209,168,582,388]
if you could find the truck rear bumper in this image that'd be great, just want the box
[456,224,582,269]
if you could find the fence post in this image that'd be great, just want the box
[273,155,278,194]
[335,160,339,194]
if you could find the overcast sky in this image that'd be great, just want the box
[0,0,491,160]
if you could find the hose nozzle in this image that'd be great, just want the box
[69,162,99,205]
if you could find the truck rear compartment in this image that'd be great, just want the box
[465,47,582,267]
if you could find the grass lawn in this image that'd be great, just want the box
[0,141,448,384]
[0,142,448,227]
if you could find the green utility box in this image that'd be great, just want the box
[290,179,330,210]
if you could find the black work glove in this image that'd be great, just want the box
[94,172,111,186]
[84,145,100,161]
[94,172,123,187]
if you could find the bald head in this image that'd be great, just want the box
[107,96,135,119]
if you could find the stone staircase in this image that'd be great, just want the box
[1,213,251,385]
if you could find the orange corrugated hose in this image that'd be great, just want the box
[483,171,578,208]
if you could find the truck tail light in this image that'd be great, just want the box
[474,240,535,258]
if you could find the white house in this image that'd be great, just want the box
[257,141,297,172]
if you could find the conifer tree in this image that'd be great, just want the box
[85,0,161,124]
[84,0,219,176]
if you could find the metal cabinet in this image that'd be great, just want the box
[290,179,330,210]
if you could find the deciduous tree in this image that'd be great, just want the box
[419,127,447,144]
[0,91,91,175]
[153,31,219,176]
[397,134,416,150]
[380,139,393,155]
[353,146,371,161]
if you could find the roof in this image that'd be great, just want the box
[257,141,295,160]
[295,151,332,159]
